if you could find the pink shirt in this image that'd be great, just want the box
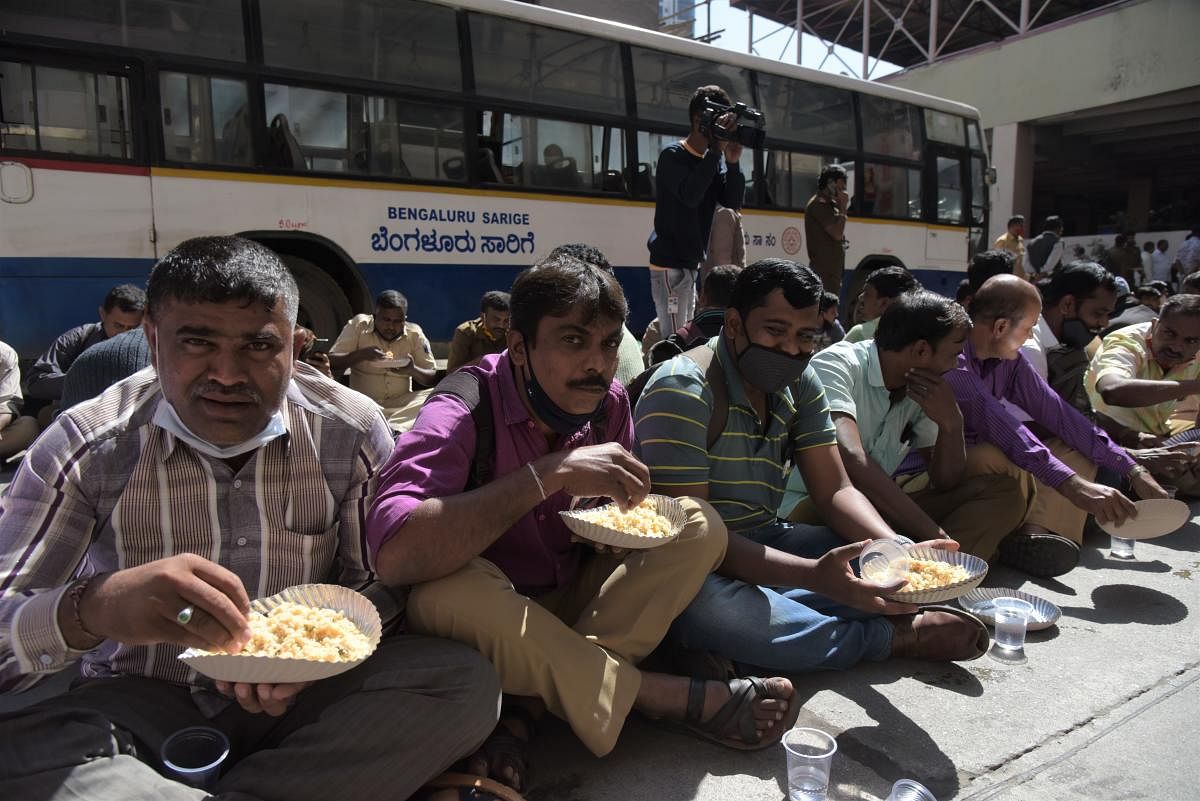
[367,351,634,595]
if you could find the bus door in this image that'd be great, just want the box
[0,53,153,357]
[924,145,968,264]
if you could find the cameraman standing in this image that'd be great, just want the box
[805,164,850,298]
[647,85,745,334]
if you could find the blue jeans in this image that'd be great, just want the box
[667,521,894,673]
[649,267,697,334]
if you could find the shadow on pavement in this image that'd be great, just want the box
[1059,584,1189,625]
[1153,520,1200,552]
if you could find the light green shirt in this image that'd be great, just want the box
[781,339,938,516]
[843,317,879,343]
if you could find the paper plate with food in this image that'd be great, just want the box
[860,542,988,604]
[179,584,382,683]
[375,351,411,369]
[559,494,687,549]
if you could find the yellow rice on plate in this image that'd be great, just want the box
[574,498,674,539]
[896,558,971,592]
[202,601,372,663]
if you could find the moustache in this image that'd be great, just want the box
[567,377,611,391]
[190,381,263,404]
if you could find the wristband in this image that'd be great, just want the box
[527,463,547,500]
[66,575,104,644]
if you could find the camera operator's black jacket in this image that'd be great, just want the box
[647,143,744,272]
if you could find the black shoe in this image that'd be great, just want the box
[998,530,1080,578]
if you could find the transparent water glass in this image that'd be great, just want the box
[782,727,837,801]
[989,596,1034,664]
[1109,535,1136,559]
[886,778,939,800]
[160,726,230,790]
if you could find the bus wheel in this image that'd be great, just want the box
[283,254,354,341]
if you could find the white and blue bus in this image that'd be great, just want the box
[0,0,990,358]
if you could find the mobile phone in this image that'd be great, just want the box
[309,337,332,354]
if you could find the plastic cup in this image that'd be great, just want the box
[160,726,230,790]
[782,727,837,801]
[1110,535,1136,559]
[859,539,910,583]
[886,778,939,801]
[989,596,1033,664]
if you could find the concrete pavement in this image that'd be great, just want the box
[2,460,1197,800]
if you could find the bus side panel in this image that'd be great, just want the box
[0,162,155,358]
[151,173,661,339]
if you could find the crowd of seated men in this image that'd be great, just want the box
[1,233,1197,801]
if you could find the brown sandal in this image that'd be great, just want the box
[664,676,800,751]
[417,772,526,801]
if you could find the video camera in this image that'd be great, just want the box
[698,100,766,150]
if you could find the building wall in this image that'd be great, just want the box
[880,0,1200,130]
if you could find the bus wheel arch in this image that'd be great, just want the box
[236,231,370,341]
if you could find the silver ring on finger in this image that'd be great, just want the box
[176,605,195,626]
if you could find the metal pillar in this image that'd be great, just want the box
[795,0,803,64]
[862,0,870,78]
[928,0,939,62]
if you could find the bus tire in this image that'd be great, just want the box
[282,254,354,341]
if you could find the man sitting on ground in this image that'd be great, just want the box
[368,254,796,795]
[1087,293,1200,443]
[816,290,845,351]
[59,328,151,411]
[636,260,991,680]
[448,291,511,372]
[844,266,919,343]
[329,290,438,431]
[0,339,39,461]
[783,290,1026,561]
[944,275,1164,577]
[0,236,499,801]
[648,263,740,365]
[25,284,147,409]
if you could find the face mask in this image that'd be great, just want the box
[737,342,811,394]
[153,398,288,460]
[1060,319,1098,349]
[522,353,605,436]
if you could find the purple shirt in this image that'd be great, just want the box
[367,351,634,596]
[944,339,1135,488]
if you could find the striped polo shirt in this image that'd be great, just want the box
[634,334,836,531]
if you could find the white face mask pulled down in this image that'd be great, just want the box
[153,398,287,460]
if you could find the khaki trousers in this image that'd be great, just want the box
[897,472,1029,561]
[406,496,729,757]
[788,472,1028,562]
[964,441,1096,545]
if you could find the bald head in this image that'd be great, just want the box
[970,274,1041,324]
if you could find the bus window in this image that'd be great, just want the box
[469,15,624,115]
[863,162,921,220]
[860,95,922,161]
[160,73,252,166]
[261,0,460,91]
[364,97,464,181]
[632,130,680,198]
[2,0,244,61]
[935,155,964,224]
[480,112,618,192]
[0,62,36,151]
[0,62,133,159]
[264,84,348,172]
[968,120,983,152]
[761,150,839,210]
[630,47,752,127]
[925,109,966,147]
[755,73,854,149]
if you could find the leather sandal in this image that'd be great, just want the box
[890,605,989,661]
[662,676,800,751]
[417,772,526,801]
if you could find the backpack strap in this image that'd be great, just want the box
[681,344,728,450]
[425,371,495,490]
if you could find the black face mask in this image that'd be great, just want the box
[737,342,812,394]
[1060,318,1099,349]
[522,353,606,436]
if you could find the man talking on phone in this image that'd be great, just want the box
[805,164,851,298]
